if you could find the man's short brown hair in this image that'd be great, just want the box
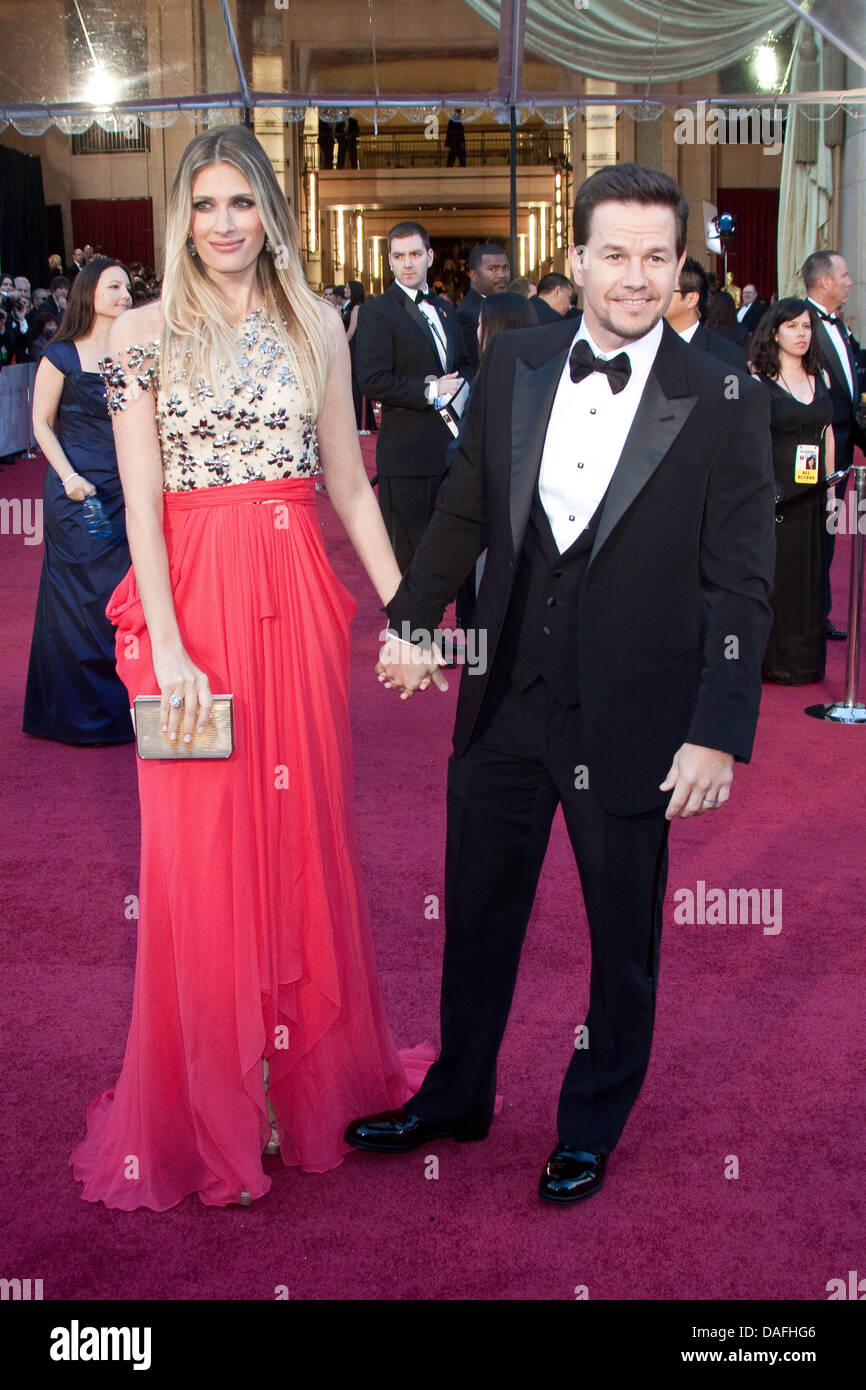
[573,163,688,257]
[387,220,430,250]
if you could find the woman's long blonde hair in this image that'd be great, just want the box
[161,125,331,411]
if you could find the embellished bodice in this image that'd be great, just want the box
[99,307,322,492]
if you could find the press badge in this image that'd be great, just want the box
[794,444,819,485]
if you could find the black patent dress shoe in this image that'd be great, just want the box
[825,625,848,640]
[344,1107,488,1154]
[538,1145,607,1204]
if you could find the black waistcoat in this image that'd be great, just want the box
[496,485,606,706]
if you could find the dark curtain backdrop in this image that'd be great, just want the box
[71,198,155,269]
[714,187,780,301]
[0,146,49,290]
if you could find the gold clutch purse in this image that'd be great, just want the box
[132,694,235,760]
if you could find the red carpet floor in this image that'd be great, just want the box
[1,442,864,1302]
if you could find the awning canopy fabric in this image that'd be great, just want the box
[0,0,863,133]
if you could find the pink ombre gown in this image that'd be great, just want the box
[70,308,430,1209]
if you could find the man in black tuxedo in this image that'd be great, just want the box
[803,249,866,638]
[736,284,768,337]
[354,220,470,573]
[666,257,747,371]
[532,272,573,324]
[456,243,510,376]
[346,164,775,1203]
[65,248,86,280]
[1,276,34,363]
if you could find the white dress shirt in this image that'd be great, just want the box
[395,278,447,370]
[807,296,854,399]
[737,302,751,323]
[538,317,664,552]
[678,320,700,343]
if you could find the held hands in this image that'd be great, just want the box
[376,636,449,700]
[660,743,734,820]
[153,643,214,742]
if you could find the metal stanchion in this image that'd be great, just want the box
[806,463,866,724]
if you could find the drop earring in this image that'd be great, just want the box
[264,237,273,254]
[186,234,197,257]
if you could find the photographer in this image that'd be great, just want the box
[0,275,34,362]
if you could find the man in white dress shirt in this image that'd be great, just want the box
[802,249,865,637]
[736,283,768,336]
[346,165,775,1204]
[354,221,470,572]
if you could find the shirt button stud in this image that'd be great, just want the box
[568,514,575,522]
[577,461,584,469]
[589,407,597,415]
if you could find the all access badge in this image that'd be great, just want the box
[794,443,819,486]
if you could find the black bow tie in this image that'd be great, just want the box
[814,307,839,325]
[415,290,434,305]
[569,338,632,394]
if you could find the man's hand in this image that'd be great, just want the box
[376,636,449,700]
[660,743,734,820]
[436,372,463,400]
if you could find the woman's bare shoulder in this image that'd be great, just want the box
[108,301,164,351]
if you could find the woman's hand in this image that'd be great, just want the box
[63,472,97,502]
[152,642,214,742]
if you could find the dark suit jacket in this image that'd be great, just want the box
[456,287,484,376]
[354,282,471,478]
[689,323,747,372]
[531,296,563,325]
[1,314,33,363]
[813,317,865,466]
[739,301,768,336]
[386,318,776,815]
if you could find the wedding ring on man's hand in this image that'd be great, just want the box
[702,795,717,806]
[169,693,183,709]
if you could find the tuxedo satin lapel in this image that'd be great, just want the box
[588,369,698,570]
[817,321,852,400]
[398,290,446,370]
[509,347,571,556]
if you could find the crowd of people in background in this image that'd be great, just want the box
[4,221,864,715]
[0,245,160,370]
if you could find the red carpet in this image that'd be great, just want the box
[1,442,864,1301]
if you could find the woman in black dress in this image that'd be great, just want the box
[23,258,135,742]
[750,298,835,684]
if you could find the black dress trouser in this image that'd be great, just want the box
[410,661,671,1153]
[377,474,443,575]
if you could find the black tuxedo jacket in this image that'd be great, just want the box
[355,282,471,478]
[814,317,865,466]
[739,301,767,336]
[387,318,776,815]
[1,315,33,363]
[456,287,484,376]
[532,296,563,325]
[689,323,747,371]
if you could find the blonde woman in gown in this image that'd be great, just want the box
[70,126,429,1210]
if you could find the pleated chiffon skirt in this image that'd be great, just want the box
[70,477,423,1209]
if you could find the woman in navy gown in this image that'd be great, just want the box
[23,258,136,743]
